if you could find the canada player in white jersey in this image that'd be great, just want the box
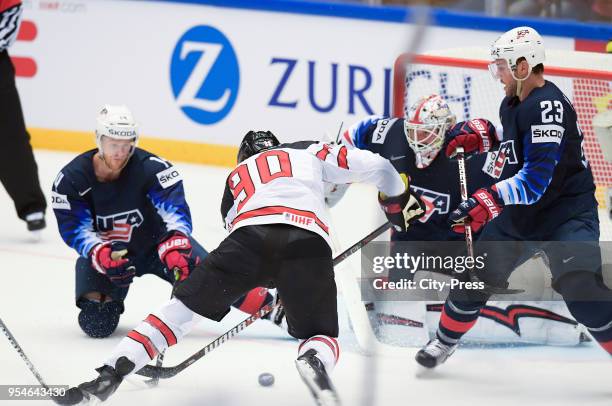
[55,130,423,406]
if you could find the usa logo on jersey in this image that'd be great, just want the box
[482,140,518,179]
[96,209,144,242]
[410,186,450,223]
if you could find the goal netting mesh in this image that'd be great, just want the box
[393,47,612,239]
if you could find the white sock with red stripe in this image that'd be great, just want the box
[105,298,202,373]
[298,335,340,373]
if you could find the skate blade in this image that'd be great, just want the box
[295,359,341,406]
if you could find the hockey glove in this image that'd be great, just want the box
[157,232,200,282]
[90,242,135,288]
[445,119,498,158]
[449,187,503,233]
[378,173,425,232]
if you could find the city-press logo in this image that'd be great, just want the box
[170,25,240,125]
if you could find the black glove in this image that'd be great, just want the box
[378,174,425,232]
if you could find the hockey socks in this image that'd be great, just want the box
[436,300,481,346]
[557,271,612,356]
[106,298,201,373]
[298,335,340,374]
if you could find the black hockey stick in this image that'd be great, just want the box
[135,221,392,380]
[455,147,523,295]
[0,318,67,404]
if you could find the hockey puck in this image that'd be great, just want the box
[258,372,275,387]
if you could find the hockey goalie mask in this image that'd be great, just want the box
[95,105,139,165]
[404,95,456,169]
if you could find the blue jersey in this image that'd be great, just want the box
[51,148,192,258]
[343,116,520,241]
[493,81,597,236]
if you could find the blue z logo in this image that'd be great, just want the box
[170,26,240,125]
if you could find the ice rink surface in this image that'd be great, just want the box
[0,150,611,406]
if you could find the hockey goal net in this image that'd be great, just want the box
[393,47,612,239]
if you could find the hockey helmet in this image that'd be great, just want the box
[95,105,139,157]
[237,130,280,163]
[489,26,545,81]
[404,94,456,169]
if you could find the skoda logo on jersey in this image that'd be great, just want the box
[410,186,450,223]
[170,26,240,125]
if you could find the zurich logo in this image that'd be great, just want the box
[170,26,240,125]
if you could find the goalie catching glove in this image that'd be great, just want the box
[449,186,504,233]
[378,173,425,232]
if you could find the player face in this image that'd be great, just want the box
[489,59,517,97]
[100,137,134,170]
[406,125,444,169]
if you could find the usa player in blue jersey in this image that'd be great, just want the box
[417,27,612,368]
[336,96,585,346]
[51,105,279,338]
[337,95,514,243]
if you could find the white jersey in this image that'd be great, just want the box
[221,141,405,247]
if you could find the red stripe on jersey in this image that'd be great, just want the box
[11,56,36,78]
[127,330,157,360]
[17,20,36,41]
[316,144,331,161]
[598,339,612,355]
[440,309,477,334]
[0,0,21,13]
[299,336,340,363]
[231,205,329,234]
[337,146,348,169]
[145,314,177,347]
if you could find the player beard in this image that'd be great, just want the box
[100,153,129,171]
[502,79,518,98]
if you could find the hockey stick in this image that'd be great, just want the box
[455,147,523,295]
[0,317,68,404]
[0,318,50,388]
[135,221,393,380]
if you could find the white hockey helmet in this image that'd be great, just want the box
[489,26,545,81]
[95,104,139,155]
[404,94,456,169]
